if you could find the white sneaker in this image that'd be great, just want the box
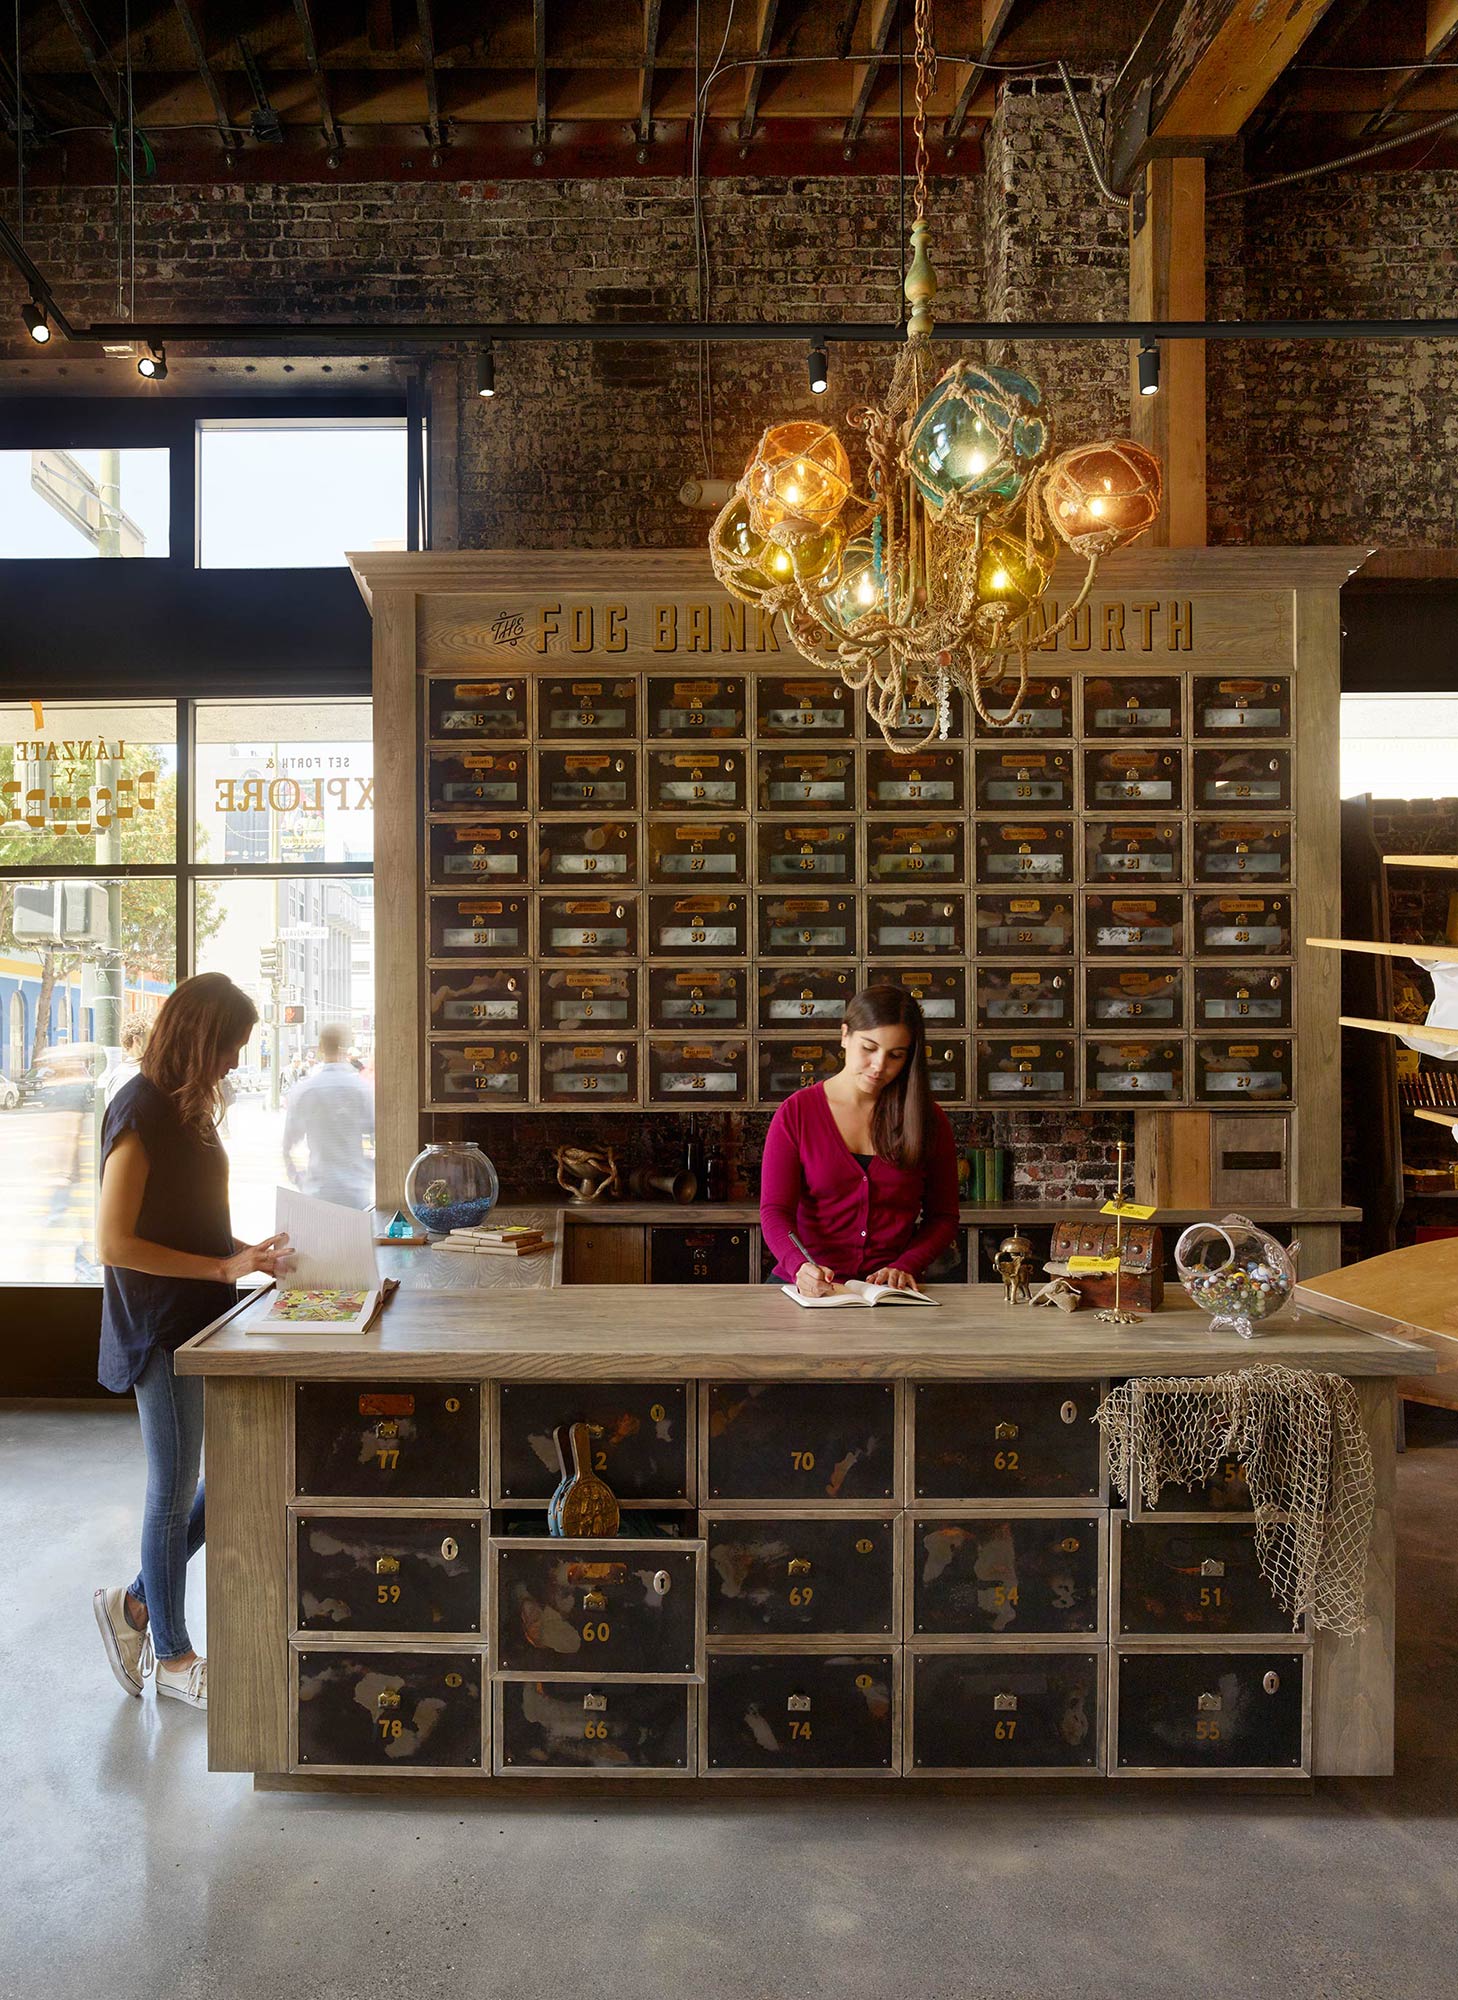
[154,1654,207,1708]
[93,1586,149,1697]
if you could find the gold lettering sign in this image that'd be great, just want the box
[3,736,159,836]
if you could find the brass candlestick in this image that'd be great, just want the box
[1097,1138,1143,1325]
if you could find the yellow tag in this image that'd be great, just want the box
[1100,1198,1157,1220]
[1068,1254,1122,1274]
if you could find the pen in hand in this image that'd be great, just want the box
[787,1229,838,1291]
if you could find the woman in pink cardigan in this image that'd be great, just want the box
[760,983,961,1298]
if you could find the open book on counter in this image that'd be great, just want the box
[250,1188,383,1334]
[781,1279,937,1310]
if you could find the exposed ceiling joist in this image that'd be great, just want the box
[740,0,782,144]
[172,0,241,155]
[53,0,122,123]
[1359,1,1458,135]
[843,0,901,152]
[533,0,548,156]
[415,0,444,152]
[944,0,1017,151]
[291,0,346,161]
[638,0,664,145]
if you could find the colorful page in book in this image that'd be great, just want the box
[251,1188,382,1332]
[266,1288,372,1324]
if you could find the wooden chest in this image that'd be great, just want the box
[1047,1221,1165,1312]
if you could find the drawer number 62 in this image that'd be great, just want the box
[994,1449,1019,1470]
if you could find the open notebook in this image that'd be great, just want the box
[781,1279,937,1309]
[250,1188,382,1334]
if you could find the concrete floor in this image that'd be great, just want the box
[9,1400,1458,2000]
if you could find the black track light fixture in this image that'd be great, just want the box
[808,336,828,396]
[1137,336,1160,397]
[22,299,51,344]
[137,342,167,380]
[476,344,495,398]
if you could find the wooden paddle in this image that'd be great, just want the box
[548,1421,620,1538]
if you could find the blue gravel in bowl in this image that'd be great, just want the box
[413,1198,498,1236]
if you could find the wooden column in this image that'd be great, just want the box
[205,1377,290,1772]
[1129,156,1207,549]
[371,587,421,1206]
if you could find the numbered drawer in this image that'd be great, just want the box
[1084,893,1185,956]
[757,819,857,885]
[925,1038,969,1102]
[974,745,1073,810]
[974,673,1072,736]
[706,1382,897,1501]
[871,746,966,812]
[1193,675,1291,739]
[1085,820,1183,886]
[295,1649,483,1770]
[537,748,638,812]
[1130,1452,1252,1519]
[496,1679,692,1773]
[757,965,856,1030]
[538,894,638,958]
[755,675,856,738]
[976,964,1074,1029]
[295,1383,481,1498]
[1084,746,1183,809]
[885,686,963,737]
[867,819,965,885]
[755,1037,840,1102]
[1193,893,1292,957]
[1083,674,1182,738]
[907,1513,1104,1640]
[428,966,529,1032]
[914,1383,1102,1502]
[1085,1039,1185,1104]
[871,965,966,1028]
[648,748,747,812]
[974,892,1075,958]
[647,819,747,885]
[648,1226,751,1285]
[1085,965,1182,1029]
[496,1382,690,1502]
[427,820,527,885]
[536,674,638,740]
[1193,965,1291,1030]
[644,891,746,957]
[428,892,528,958]
[705,1515,897,1638]
[426,748,528,811]
[493,1541,700,1677]
[647,1038,749,1103]
[1116,1520,1291,1637]
[295,1515,481,1634]
[757,893,856,957]
[756,747,856,811]
[429,1039,530,1105]
[909,1649,1103,1773]
[426,675,527,740]
[649,965,749,1030]
[975,1037,1077,1104]
[867,894,965,956]
[705,1652,896,1772]
[1112,1649,1307,1773]
[647,673,746,739]
[920,1227,970,1285]
[1194,746,1291,811]
[537,967,638,1032]
[1193,819,1292,885]
[1192,1038,1293,1104]
[975,819,1074,885]
[538,818,638,886]
[538,1039,639,1104]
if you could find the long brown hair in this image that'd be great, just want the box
[140,973,257,1138]
[843,983,932,1170]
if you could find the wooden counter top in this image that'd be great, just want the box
[176,1282,1432,1382]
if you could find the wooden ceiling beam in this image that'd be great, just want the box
[739,1,782,144]
[943,0,1017,152]
[172,0,241,154]
[1359,2,1458,135]
[533,0,548,155]
[637,0,664,144]
[415,0,444,151]
[53,0,122,123]
[843,0,900,151]
[290,0,346,160]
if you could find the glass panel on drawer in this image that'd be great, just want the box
[757,893,856,957]
[537,749,638,812]
[296,1515,481,1633]
[647,1037,748,1103]
[646,673,746,739]
[538,819,638,886]
[538,895,638,958]
[647,1225,751,1284]
[1193,965,1291,1030]
[758,965,856,1029]
[430,1039,529,1105]
[973,674,1071,736]
[706,1382,896,1500]
[494,1543,699,1675]
[296,1650,482,1769]
[1192,1038,1293,1103]
[975,964,1073,1029]
[705,1516,896,1636]
[705,1653,895,1771]
[754,676,855,738]
[926,1038,968,1102]
[647,749,746,812]
[884,686,963,736]
[427,820,527,885]
[866,894,963,956]
[649,891,749,956]
[1192,675,1291,739]
[1084,820,1183,885]
[535,675,638,740]
[1193,819,1292,885]
[974,892,1075,958]
[295,1382,480,1498]
[1194,747,1291,810]
[429,893,528,959]
[756,1037,840,1102]
[921,1227,970,1284]
[646,819,747,885]
[1192,893,1291,957]
[973,745,1073,810]
[974,1037,1077,1104]
[911,1650,1101,1771]
[1114,1651,1305,1771]
[975,819,1073,884]
[1082,674,1182,737]
[910,1515,1102,1637]
[914,1383,1102,1500]
[869,965,966,1027]
[1084,965,1182,1029]
[1085,1039,1184,1104]
[426,676,526,740]
[1084,893,1185,956]
[497,1679,690,1771]
[870,746,966,812]
[497,1382,690,1500]
[427,748,527,811]
[867,819,964,885]
[537,967,638,1032]
[757,820,857,885]
[428,966,529,1031]
[648,965,749,1030]
[1135,1453,1252,1516]
[1118,1520,1290,1636]
[1084,746,1182,809]
[755,747,856,811]
[538,1039,638,1104]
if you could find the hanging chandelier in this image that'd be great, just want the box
[707,2,1163,750]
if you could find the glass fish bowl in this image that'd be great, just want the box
[404,1140,500,1238]
[1174,1214,1298,1341]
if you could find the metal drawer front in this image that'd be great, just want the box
[914,1383,1101,1501]
[646,673,747,740]
[910,1650,1102,1771]
[537,749,639,811]
[295,1383,480,1499]
[427,676,527,740]
[911,1514,1102,1637]
[706,1653,896,1771]
[427,748,528,811]
[296,1515,481,1633]
[975,746,1073,810]
[1192,675,1291,739]
[1132,1454,1252,1519]
[494,1542,700,1676]
[498,1680,691,1772]
[296,1650,482,1769]
[1083,674,1182,738]
[428,819,526,884]
[973,674,1071,737]
[497,1382,690,1501]
[428,893,528,958]
[705,1516,896,1637]
[428,967,529,1033]
[1118,1521,1291,1637]
[536,675,639,740]
[647,1227,751,1286]
[707,1383,896,1501]
[1114,1650,1306,1772]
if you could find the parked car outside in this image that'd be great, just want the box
[18,1043,113,1110]
[0,1073,19,1109]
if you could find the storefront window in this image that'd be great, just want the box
[1341,694,1458,798]
[0,701,178,866]
[0,448,170,559]
[193,701,374,863]
[195,420,407,569]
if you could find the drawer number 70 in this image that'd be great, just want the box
[791,1450,816,1471]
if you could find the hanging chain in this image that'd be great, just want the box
[912,0,938,224]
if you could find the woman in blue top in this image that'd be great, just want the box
[92,974,291,1710]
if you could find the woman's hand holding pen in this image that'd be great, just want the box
[794,1260,840,1298]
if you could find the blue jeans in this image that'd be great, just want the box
[127,1345,205,1660]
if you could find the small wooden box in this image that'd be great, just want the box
[1047,1221,1165,1312]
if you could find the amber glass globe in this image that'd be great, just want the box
[744,422,853,536]
[1043,441,1163,555]
[971,527,1051,629]
[710,493,785,599]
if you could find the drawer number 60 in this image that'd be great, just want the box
[583,1621,611,1643]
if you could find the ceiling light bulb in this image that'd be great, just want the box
[137,343,167,380]
[856,574,877,605]
[968,448,991,476]
[476,345,495,398]
[1087,496,1106,518]
[808,340,828,395]
[784,482,802,505]
[989,568,1010,591]
[22,301,50,344]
